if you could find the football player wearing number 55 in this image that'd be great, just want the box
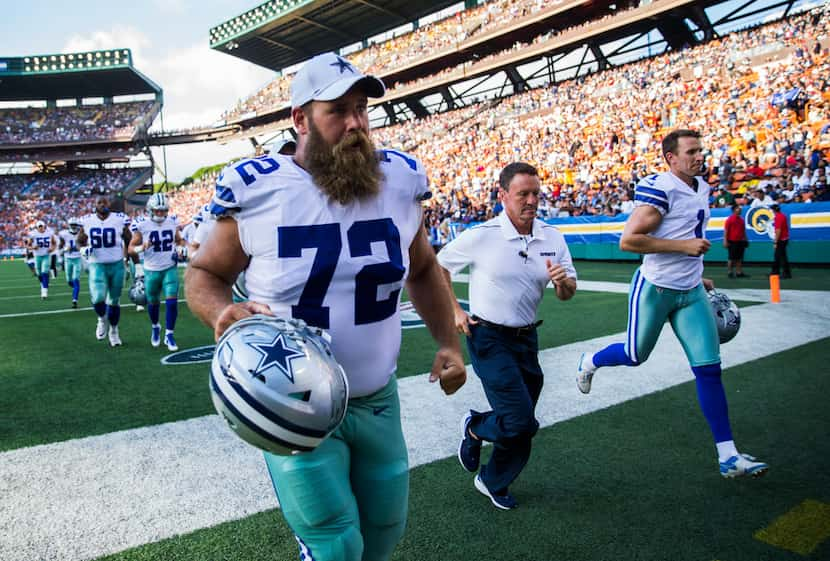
[185,52,466,561]
[575,129,769,479]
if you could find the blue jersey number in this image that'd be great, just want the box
[89,227,117,248]
[235,155,280,186]
[694,209,705,239]
[278,218,404,328]
[148,230,174,253]
[36,236,51,248]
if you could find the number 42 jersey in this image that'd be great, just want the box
[81,212,130,264]
[131,215,179,271]
[210,151,429,397]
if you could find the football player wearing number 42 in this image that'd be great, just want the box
[575,129,768,479]
[128,193,187,351]
[186,51,466,561]
[77,196,136,347]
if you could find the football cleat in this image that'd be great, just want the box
[108,326,122,347]
[474,474,517,510]
[576,352,596,394]
[720,453,769,478]
[458,413,482,472]
[210,315,349,455]
[71,300,78,309]
[164,332,178,352]
[40,287,48,300]
[96,317,108,340]
[150,325,161,347]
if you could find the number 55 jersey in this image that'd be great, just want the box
[210,151,428,397]
[81,212,130,264]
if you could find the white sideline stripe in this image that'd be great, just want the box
[0,291,75,300]
[1,294,828,561]
[0,300,187,318]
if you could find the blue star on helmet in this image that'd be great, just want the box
[330,56,355,74]
[250,333,305,383]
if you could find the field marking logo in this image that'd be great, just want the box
[401,299,470,329]
[161,345,215,365]
[745,206,775,240]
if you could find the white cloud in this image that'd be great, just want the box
[61,27,277,180]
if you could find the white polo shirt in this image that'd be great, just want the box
[437,212,577,327]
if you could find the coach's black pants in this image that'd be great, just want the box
[466,323,543,494]
[772,240,791,277]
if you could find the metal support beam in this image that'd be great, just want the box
[382,102,398,124]
[588,43,609,71]
[404,98,429,119]
[504,66,529,94]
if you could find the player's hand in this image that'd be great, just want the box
[454,307,477,337]
[214,301,274,341]
[429,346,466,395]
[143,241,152,252]
[546,259,568,285]
[681,238,711,256]
[702,277,715,291]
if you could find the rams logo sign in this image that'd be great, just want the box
[163,300,470,364]
[745,206,775,240]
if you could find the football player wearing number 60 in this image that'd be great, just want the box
[128,193,186,351]
[575,129,768,479]
[77,196,133,347]
[186,52,466,561]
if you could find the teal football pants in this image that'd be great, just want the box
[264,376,408,561]
[144,266,178,304]
[625,268,720,367]
[35,255,51,276]
[88,260,125,305]
[64,257,82,283]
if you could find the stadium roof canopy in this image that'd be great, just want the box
[0,49,161,101]
[210,0,463,71]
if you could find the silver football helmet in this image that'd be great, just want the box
[210,315,349,455]
[68,217,82,234]
[128,277,147,307]
[146,193,169,223]
[708,289,741,344]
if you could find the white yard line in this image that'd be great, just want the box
[1,290,828,561]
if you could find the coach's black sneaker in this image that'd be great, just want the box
[458,413,481,472]
[474,474,517,510]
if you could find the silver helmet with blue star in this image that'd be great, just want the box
[210,315,348,455]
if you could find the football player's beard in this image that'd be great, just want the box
[305,124,382,205]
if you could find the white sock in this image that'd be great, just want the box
[583,352,596,372]
[716,440,739,462]
[166,329,174,336]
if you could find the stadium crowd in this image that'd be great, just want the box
[0,100,156,146]
[0,168,149,249]
[3,5,830,254]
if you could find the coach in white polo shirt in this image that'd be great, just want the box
[437,162,577,510]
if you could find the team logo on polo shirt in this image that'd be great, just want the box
[745,207,775,240]
[401,299,470,329]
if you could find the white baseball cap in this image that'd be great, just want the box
[268,138,297,155]
[290,52,385,108]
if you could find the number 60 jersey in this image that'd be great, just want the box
[81,212,130,264]
[210,151,429,397]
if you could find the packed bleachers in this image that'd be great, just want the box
[0,100,157,146]
[199,5,830,238]
[0,168,149,249]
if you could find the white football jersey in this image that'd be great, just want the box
[181,222,198,245]
[633,172,710,290]
[28,228,55,257]
[132,215,179,271]
[58,229,81,259]
[81,212,130,264]
[210,151,428,397]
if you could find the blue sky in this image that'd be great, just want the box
[1,0,275,181]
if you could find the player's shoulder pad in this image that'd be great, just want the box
[377,148,429,201]
[634,173,671,212]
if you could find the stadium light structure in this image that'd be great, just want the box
[209,0,300,48]
[12,49,133,74]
